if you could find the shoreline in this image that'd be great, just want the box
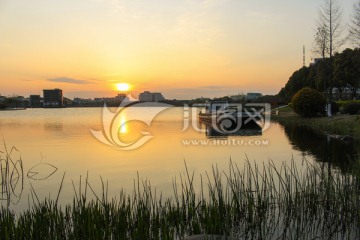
[272,111,360,141]
[0,108,27,111]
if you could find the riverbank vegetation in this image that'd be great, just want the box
[273,106,360,140]
[1,158,360,239]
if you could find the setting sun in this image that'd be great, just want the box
[116,83,130,92]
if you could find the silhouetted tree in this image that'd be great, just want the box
[347,48,360,99]
[314,59,332,92]
[280,49,360,102]
[349,1,360,47]
[283,67,310,102]
[315,0,345,58]
[313,0,345,114]
[333,54,347,100]
[313,26,329,59]
[333,49,359,99]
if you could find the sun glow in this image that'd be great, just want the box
[116,83,130,92]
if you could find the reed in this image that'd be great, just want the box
[0,142,23,207]
[0,158,359,239]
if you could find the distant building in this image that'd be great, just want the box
[43,89,63,108]
[310,57,329,66]
[94,97,116,104]
[90,94,127,106]
[73,98,91,104]
[29,95,42,108]
[63,97,74,107]
[332,84,360,100]
[193,97,210,103]
[139,91,165,102]
[115,93,126,102]
[230,93,246,101]
[246,93,262,101]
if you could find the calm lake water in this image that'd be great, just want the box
[0,107,358,211]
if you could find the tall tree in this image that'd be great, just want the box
[313,0,345,115]
[333,49,354,100]
[315,0,344,58]
[313,26,329,59]
[347,48,360,99]
[349,1,360,47]
[283,67,310,102]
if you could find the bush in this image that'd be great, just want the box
[337,100,360,110]
[291,87,326,117]
[344,102,360,115]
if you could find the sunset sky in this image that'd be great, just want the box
[0,0,355,100]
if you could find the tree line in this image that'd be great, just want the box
[279,0,360,103]
[279,48,360,102]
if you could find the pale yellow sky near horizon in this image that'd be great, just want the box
[0,0,355,99]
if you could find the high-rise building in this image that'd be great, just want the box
[29,95,42,108]
[43,89,63,108]
[139,91,165,102]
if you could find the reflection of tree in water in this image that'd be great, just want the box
[281,123,359,172]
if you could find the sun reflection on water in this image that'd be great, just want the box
[119,114,127,134]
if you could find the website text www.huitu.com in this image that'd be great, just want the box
[182,139,269,147]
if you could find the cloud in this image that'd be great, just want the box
[47,77,93,85]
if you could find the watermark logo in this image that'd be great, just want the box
[90,95,172,150]
[91,99,271,150]
[211,103,243,134]
[182,138,269,147]
[183,103,271,134]
[243,103,271,131]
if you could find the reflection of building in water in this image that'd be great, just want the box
[44,120,63,131]
[139,91,165,102]
[43,89,63,108]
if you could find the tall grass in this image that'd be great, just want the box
[0,143,23,207]
[1,159,360,239]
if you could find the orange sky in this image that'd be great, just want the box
[0,0,355,99]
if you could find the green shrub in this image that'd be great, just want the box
[337,100,360,109]
[344,102,360,115]
[291,87,326,117]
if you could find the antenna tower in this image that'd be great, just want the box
[303,45,306,67]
